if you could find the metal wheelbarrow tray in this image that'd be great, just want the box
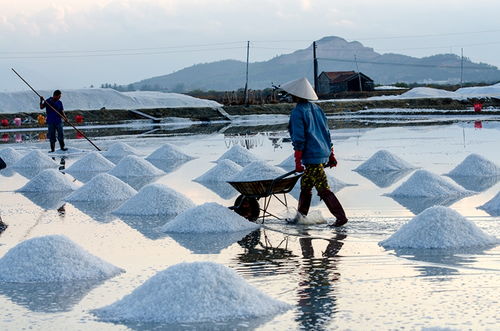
[227,170,302,223]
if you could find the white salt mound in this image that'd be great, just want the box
[230,160,286,182]
[0,147,22,166]
[161,202,260,233]
[113,183,194,216]
[103,142,140,158]
[388,170,473,198]
[12,150,58,169]
[66,173,137,202]
[355,150,416,172]
[379,206,498,248]
[108,155,164,178]
[216,145,262,166]
[146,143,194,161]
[17,169,78,192]
[447,154,500,177]
[478,192,500,214]
[65,152,115,173]
[194,159,242,182]
[277,154,295,170]
[92,261,290,323]
[0,235,124,282]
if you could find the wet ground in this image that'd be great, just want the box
[0,115,499,330]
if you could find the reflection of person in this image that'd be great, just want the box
[40,90,68,153]
[282,77,347,226]
[0,214,7,234]
[0,156,6,170]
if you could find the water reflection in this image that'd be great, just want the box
[20,191,69,210]
[0,279,104,313]
[119,215,170,240]
[114,176,161,191]
[69,200,125,223]
[355,169,413,188]
[388,195,466,215]
[194,181,238,200]
[167,230,254,254]
[65,170,104,183]
[147,158,191,174]
[446,175,499,192]
[0,167,16,177]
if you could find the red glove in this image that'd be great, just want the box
[328,148,337,168]
[294,150,304,172]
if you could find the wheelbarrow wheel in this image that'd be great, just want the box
[233,195,260,222]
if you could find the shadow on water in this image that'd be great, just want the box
[0,279,105,313]
[354,169,414,188]
[69,200,125,223]
[446,175,499,192]
[387,194,467,215]
[193,180,239,200]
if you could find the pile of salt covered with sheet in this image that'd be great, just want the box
[0,147,22,166]
[194,159,242,182]
[478,192,500,215]
[379,206,498,248]
[113,183,194,216]
[161,202,260,233]
[354,150,416,172]
[12,150,58,169]
[229,160,286,182]
[387,170,473,198]
[446,154,500,177]
[216,145,262,166]
[92,261,290,323]
[108,155,164,178]
[66,173,136,202]
[102,142,140,161]
[65,152,115,173]
[0,235,124,282]
[145,143,194,161]
[17,169,78,192]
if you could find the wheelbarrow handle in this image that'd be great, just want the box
[274,170,300,181]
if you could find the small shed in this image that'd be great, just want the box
[317,71,374,96]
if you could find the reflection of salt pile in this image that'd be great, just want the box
[194,159,242,182]
[113,183,194,216]
[92,261,290,323]
[447,154,500,177]
[17,169,78,192]
[0,235,124,282]
[478,192,500,216]
[161,202,260,233]
[216,145,262,166]
[103,142,140,161]
[145,143,194,162]
[12,150,58,169]
[108,155,164,178]
[66,173,136,202]
[355,150,416,172]
[388,170,473,198]
[379,206,498,248]
[0,147,22,166]
[276,154,294,170]
[65,152,115,173]
[230,160,285,182]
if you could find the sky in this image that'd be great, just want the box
[1,0,500,92]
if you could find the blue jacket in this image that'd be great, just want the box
[44,97,64,124]
[288,101,332,164]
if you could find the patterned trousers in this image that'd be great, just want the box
[300,164,330,192]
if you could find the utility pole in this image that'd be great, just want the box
[313,41,318,94]
[244,41,250,106]
[460,48,464,88]
[354,54,362,92]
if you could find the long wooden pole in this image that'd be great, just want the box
[11,68,101,151]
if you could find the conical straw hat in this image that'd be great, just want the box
[280,77,318,101]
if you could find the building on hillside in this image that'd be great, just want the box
[317,71,374,96]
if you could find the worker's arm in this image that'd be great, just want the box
[39,96,45,109]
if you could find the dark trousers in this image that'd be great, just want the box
[47,122,64,144]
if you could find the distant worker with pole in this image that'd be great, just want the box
[282,77,348,227]
[40,90,68,152]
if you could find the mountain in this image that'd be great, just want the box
[130,36,500,92]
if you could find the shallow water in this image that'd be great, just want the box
[0,119,499,330]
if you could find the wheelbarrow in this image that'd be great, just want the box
[227,170,302,223]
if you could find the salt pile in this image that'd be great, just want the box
[229,160,286,182]
[92,261,290,323]
[103,142,140,160]
[17,169,78,192]
[478,192,500,215]
[145,143,194,161]
[277,154,295,170]
[447,154,500,177]
[194,159,242,182]
[216,145,262,166]
[108,155,164,178]
[66,173,136,202]
[379,206,498,248]
[355,150,416,172]
[387,170,473,198]
[0,147,22,166]
[113,183,194,216]
[0,235,124,282]
[161,202,260,233]
[398,87,457,99]
[12,150,58,169]
[65,152,115,173]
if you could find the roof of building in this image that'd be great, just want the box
[321,71,373,83]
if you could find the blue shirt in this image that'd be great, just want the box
[288,101,332,164]
[44,97,64,124]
